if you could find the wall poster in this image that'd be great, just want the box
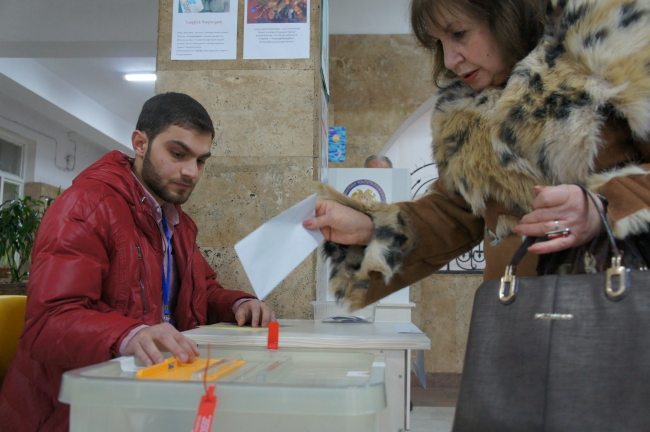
[172,0,239,60]
[243,0,310,59]
[328,126,345,163]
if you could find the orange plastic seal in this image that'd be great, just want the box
[192,384,217,432]
[267,321,279,350]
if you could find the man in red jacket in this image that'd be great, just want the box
[0,92,275,432]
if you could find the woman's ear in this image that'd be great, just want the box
[131,130,149,157]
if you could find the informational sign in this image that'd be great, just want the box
[172,0,239,60]
[243,0,310,59]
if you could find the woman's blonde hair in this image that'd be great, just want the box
[411,0,548,86]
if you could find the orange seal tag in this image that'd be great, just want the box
[267,321,279,350]
[192,384,217,432]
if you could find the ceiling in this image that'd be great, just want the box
[0,0,411,153]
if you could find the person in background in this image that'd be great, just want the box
[364,155,393,169]
[0,92,275,432]
[303,0,650,310]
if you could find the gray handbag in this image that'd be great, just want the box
[453,186,650,432]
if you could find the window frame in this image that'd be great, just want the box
[0,127,28,204]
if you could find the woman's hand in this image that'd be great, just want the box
[514,185,605,254]
[303,199,374,245]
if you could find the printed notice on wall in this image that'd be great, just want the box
[172,0,239,60]
[243,0,310,59]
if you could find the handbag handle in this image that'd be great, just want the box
[499,183,627,304]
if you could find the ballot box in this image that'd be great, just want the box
[59,346,386,432]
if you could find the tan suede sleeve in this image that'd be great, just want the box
[590,119,650,238]
[597,163,650,237]
[363,180,485,304]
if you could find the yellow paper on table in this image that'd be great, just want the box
[135,357,245,381]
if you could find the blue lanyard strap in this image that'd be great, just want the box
[161,212,172,324]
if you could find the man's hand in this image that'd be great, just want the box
[235,299,276,327]
[123,323,200,366]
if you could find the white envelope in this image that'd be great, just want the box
[234,194,325,299]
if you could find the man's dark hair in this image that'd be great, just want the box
[135,92,215,142]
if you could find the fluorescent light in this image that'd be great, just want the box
[124,73,157,82]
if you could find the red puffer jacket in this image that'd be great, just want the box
[0,151,254,432]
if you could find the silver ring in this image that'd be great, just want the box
[545,228,571,239]
[554,220,560,230]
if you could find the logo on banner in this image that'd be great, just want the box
[344,179,386,203]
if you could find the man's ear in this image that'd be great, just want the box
[132,130,149,157]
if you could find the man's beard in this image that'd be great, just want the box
[141,147,195,205]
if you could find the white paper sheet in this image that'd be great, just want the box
[235,194,324,299]
[243,0,310,59]
[171,0,239,60]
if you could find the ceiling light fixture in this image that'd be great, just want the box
[124,73,157,82]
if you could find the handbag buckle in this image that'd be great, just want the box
[606,256,627,300]
[500,265,517,304]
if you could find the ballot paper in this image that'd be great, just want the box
[235,194,324,299]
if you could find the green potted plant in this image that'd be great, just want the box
[0,194,54,293]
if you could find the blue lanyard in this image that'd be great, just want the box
[161,212,172,325]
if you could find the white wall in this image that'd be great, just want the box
[0,95,110,190]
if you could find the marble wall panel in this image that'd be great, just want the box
[417,274,483,373]
[330,35,434,102]
[331,35,429,61]
[327,78,370,107]
[327,104,424,168]
[328,34,435,169]
[330,104,423,139]
[156,70,315,157]
[330,75,435,107]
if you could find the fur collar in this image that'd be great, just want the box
[432,0,650,239]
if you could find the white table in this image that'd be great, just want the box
[184,319,431,432]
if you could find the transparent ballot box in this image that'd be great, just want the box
[59,346,386,432]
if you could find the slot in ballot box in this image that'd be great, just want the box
[59,346,386,432]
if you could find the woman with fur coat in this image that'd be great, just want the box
[303,0,650,309]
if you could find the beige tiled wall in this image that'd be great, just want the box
[328,34,436,167]
[156,0,322,318]
[329,34,480,374]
